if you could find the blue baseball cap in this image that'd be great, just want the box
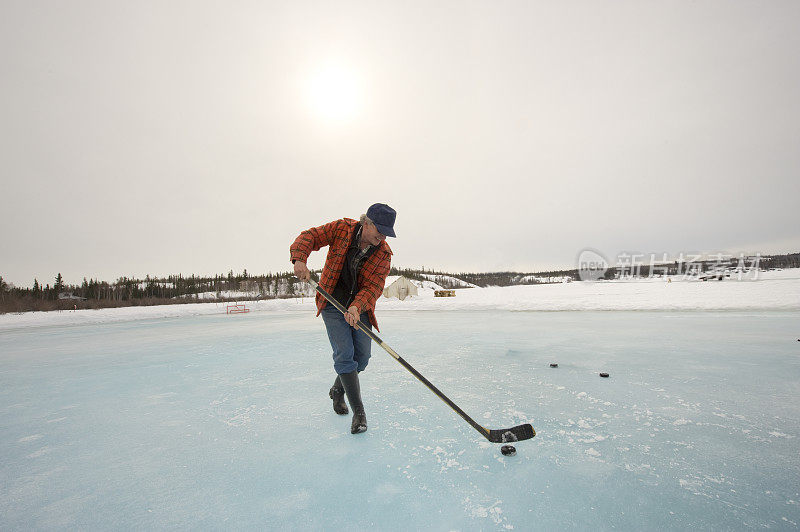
[367,203,397,237]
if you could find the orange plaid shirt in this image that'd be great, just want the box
[290,218,393,331]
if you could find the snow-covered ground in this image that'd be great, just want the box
[1,269,799,529]
[1,268,798,331]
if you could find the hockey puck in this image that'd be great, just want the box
[599,372,610,378]
[550,363,558,368]
[501,445,516,456]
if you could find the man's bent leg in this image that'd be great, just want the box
[352,312,372,373]
[320,305,358,375]
[329,375,348,415]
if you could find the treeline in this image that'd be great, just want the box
[455,271,575,287]
[0,270,313,314]
[763,253,800,269]
[2,253,797,314]
[388,267,573,288]
[389,252,800,286]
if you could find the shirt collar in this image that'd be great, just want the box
[352,223,373,254]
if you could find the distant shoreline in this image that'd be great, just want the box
[2,268,798,331]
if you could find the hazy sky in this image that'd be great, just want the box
[2,0,799,287]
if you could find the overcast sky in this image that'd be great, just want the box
[2,0,799,287]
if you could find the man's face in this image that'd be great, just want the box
[362,222,386,246]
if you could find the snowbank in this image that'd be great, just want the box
[1,269,798,330]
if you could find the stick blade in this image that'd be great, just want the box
[488,424,536,443]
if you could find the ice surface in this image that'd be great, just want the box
[2,308,800,529]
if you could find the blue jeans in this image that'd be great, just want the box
[320,304,372,374]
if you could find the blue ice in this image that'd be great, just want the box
[1,310,799,529]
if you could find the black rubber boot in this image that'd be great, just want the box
[339,371,367,434]
[329,375,348,415]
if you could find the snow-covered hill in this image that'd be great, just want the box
[419,273,479,289]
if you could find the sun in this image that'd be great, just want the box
[306,63,363,124]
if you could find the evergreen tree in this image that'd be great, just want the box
[55,273,64,294]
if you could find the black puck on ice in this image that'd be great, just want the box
[550,363,558,368]
[501,445,517,456]
[599,372,610,378]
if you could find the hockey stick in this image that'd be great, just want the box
[307,278,535,444]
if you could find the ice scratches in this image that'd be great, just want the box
[39,494,92,528]
[673,405,799,445]
[557,428,607,445]
[398,404,428,417]
[431,443,469,472]
[679,477,704,493]
[678,473,747,510]
[559,417,608,439]
[375,482,403,495]
[624,463,652,474]
[573,390,616,407]
[462,496,512,529]
[262,489,311,517]
[27,446,53,458]
[211,393,266,427]
[506,408,528,419]
[18,434,44,443]
[146,392,178,404]
[395,432,517,528]
[10,466,68,498]
[224,405,262,427]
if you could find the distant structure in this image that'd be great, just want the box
[383,276,419,301]
[226,303,250,314]
[434,290,456,297]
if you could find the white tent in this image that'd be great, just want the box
[383,276,419,301]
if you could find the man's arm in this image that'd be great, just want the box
[289,219,343,273]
